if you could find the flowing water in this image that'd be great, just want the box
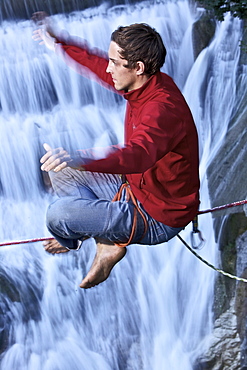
[0,1,243,369]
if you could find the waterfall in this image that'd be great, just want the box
[0,1,243,369]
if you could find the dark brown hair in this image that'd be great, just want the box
[111,23,166,76]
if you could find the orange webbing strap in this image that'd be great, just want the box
[112,183,148,247]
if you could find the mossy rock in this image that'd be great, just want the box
[192,13,216,59]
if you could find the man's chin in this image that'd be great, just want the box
[113,82,126,92]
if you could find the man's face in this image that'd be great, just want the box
[106,41,140,92]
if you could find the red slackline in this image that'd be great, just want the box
[0,237,55,247]
[198,199,247,215]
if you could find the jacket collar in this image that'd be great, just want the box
[123,72,161,107]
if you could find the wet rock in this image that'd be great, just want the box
[200,213,247,369]
[194,299,241,370]
[235,232,247,368]
[0,272,20,355]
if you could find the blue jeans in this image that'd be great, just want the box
[46,169,183,249]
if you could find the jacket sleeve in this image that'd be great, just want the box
[55,39,119,92]
[83,102,184,174]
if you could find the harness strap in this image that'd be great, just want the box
[112,182,148,247]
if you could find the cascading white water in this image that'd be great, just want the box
[0,1,243,369]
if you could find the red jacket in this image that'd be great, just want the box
[59,42,200,227]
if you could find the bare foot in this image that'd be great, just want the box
[80,242,126,289]
[43,239,70,254]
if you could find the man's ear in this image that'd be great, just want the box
[136,61,145,75]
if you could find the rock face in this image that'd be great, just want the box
[192,14,216,59]
[206,60,247,369]
[192,12,247,370]
[194,299,241,370]
[194,232,247,369]
[235,231,247,368]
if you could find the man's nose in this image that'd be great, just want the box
[106,61,111,74]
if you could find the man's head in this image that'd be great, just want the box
[106,23,166,92]
[111,23,166,76]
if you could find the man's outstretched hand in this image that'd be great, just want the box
[32,28,56,51]
[32,11,57,51]
[40,143,83,172]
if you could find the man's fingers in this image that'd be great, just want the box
[32,29,40,38]
[42,160,68,172]
[43,143,53,152]
[41,157,62,172]
[53,162,68,172]
[40,144,71,172]
[40,145,64,164]
[40,146,53,164]
[40,153,60,169]
[32,28,45,39]
[40,152,52,166]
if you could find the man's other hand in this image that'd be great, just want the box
[40,143,73,172]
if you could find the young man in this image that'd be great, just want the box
[33,19,200,289]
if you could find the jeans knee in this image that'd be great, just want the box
[46,199,65,234]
